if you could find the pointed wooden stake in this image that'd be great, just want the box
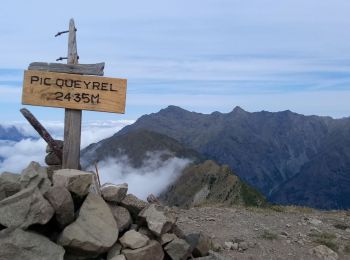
[62,19,82,169]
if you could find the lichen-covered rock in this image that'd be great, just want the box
[138,204,176,237]
[102,183,128,202]
[57,193,118,257]
[0,186,54,228]
[53,169,92,197]
[44,186,74,228]
[0,228,65,260]
[122,240,164,260]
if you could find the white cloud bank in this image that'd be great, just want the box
[88,153,191,200]
[0,120,133,173]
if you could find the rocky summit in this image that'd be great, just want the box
[0,161,217,260]
[1,161,350,259]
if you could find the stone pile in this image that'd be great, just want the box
[0,161,214,260]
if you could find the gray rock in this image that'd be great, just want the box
[53,169,92,197]
[46,140,64,153]
[160,233,177,245]
[138,226,157,240]
[120,194,148,219]
[0,172,20,200]
[164,238,192,260]
[185,232,211,257]
[238,241,248,251]
[0,186,54,228]
[101,183,128,202]
[138,204,176,237]
[108,204,132,233]
[122,240,164,260]
[44,186,74,228]
[0,228,65,260]
[309,245,338,260]
[224,241,234,250]
[45,151,61,166]
[20,161,51,194]
[107,243,122,260]
[58,193,118,257]
[119,230,149,249]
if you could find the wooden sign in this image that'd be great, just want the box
[22,70,127,113]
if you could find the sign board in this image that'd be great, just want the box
[22,70,127,113]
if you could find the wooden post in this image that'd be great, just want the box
[62,19,82,169]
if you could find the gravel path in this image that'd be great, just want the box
[174,206,350,259]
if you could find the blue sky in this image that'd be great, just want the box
[0,0,350,122]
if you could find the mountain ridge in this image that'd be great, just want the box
[116,105,350,209]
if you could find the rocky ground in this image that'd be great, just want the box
[175,206,350,259]
[1,159,350,260]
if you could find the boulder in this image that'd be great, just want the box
[185,232,211,257]
[138,204,176,237]
[164,238,192,260]
[120,194,148,219]
[309,245,338,260]
[45,152,61,166]
[0,186,54,228]
[101,183,128,202]
[108,204,132,232]
[119,230,149,249]
[0,228,64,260]
[122,240,164,260]
[57,193,118,257]
[53,169,92,197]
[20,161,51,194]
[160,233,177,245]
[44,186,74,228]
[0,172,20,200]
[107,243,122,260]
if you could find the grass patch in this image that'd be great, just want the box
[260,230,278,240]
[309,232,338,252]
[333,223,350,230]
[269,205,314,213]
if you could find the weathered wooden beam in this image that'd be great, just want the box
[20,108,63,163]
[28,62,105,76]
[62,18,82,170]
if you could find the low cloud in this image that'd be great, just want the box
[0,120,133,173]
[0,139,46,173]
[89,152,191,200]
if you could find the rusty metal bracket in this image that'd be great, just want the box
[20,108,63,163]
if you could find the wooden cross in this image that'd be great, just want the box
[21,19,127,170]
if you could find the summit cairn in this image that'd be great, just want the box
[0,161,213,260]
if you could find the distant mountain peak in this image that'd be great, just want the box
[231,106,246,113]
